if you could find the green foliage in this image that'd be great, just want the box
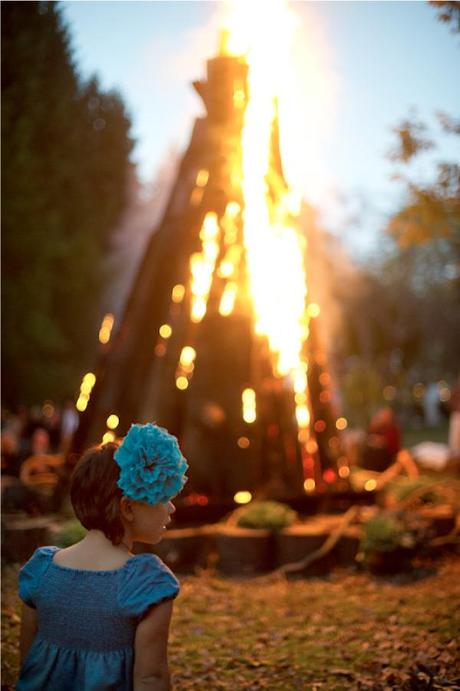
[385,476,444,505]
[361,515,415,553]
[382,113,460,377]
[387,110,460,247]
[54,519,86,547]
[1,2,133,405]
[232,501,298,531]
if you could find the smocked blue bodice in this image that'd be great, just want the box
[17,546,179,690]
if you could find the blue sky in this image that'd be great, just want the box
[61,1,460,255]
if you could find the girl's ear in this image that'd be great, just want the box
[120,495,134,522]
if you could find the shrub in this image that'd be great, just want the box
[55,520,86,547]
[361,514,415,553]
[386,476,443,504]
[231,501,298,531]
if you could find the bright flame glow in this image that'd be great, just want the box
[106,414,119,430]
[226,201,241,217]
[102,431,115,444]
[219,282,238,316]
[307,303,321,319]
[76,395,88,412]
[196,169,209,187]
[303,478,316,492]
[80,381,92,395]
[224,0,310,381]
[217,260,234,278]
[176,376,189,391]
[159,324,172,339]
[99,313,115,344]
[180,346,197,367]
[172,284,185,303]
[364,479,377,492]
[190,213,220,323]
[242,387,256,423]
[83,372,96,387]
[77,372,96,411]
[295,405,310,429]
[234,490,252,504]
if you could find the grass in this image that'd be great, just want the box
[3,557,460,690]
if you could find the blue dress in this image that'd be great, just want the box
[17,546,179,691]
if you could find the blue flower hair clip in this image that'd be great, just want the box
[114,423,188,505]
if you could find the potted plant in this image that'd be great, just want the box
[216,501,297,576]
[361,514,416,575]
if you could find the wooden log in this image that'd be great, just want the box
[134,526,215,574]
[366,547,415,575]
[334,526,362,567]
[1,515,54,563]
[274,507,360,578]
[274,523,337,576]
[215,526,274,575]
[416,505,457,537]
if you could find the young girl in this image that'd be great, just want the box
[17,422,188,691]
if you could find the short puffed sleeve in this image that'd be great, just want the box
[18,546,58,608]
[118,554,180,618]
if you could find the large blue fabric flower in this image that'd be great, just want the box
[114,423,188,505]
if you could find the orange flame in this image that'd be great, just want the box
[223,0,312,429]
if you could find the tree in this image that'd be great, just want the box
[429,1,460,33]
[2,2,133,405]
[379,3,460,381]
[387,112,460,246]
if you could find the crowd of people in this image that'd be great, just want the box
[1,401,79,514]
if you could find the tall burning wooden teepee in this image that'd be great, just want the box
[71,31,343,501]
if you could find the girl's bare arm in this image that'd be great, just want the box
[133,600,174,691]
[19,603,38,664]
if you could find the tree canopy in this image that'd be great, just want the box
[2,1,134,405]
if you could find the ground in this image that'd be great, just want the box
[2,557,459,690]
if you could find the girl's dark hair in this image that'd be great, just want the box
[70,442,124,545]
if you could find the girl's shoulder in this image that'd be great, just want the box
[18,546,60,608]
[118,553,180,618]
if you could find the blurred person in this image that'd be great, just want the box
[45,407,62,452]
[361,406,402,472]
[23,406,43,441]
[424,382,442,428]
[1,429,20,476]
[30,427,51,456]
